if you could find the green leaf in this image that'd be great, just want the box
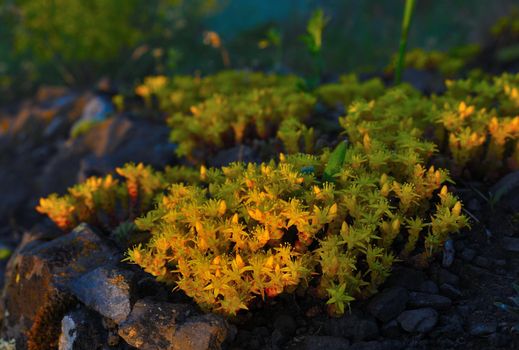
[323,141,348,182]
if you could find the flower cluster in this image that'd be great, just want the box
[36,163,198,231]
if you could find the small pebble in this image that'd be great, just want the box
[473,256,491,269]
[419,280,439,294]
[460,248,476,262]
[438,268,460,287]
[469,321,497,336]
[440,283,462,300]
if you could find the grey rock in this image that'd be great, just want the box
[385,267,425,291]
[77,116,173,182]
[494,259,507,267]
[325,309,378,341]
[456,304,473,318]
[489,332,513,348]
[118,298,232,350]
[1,224,120,348]
[349,340,404,350]
[473,256,491,268]
[419,280,439,294]
[39,116,173,195]
[437,268,460,287]
[272,314,297,347]
[356,318,380,342]
[367,287,409,323]
[460,248,476,262]
[502,237,519,253]
[397,308,438,333]
[430,313,464,338]
[454,240,465,251]
[273,314,296,336]
[442,239,455,267]
[58,307,106,350]
[78,95,114,123]
[439,283,462,300]
[0,167,31,226]
[289,336,350,350]
[469,321,497,336]
[381,319,401,338]
[408,292,452,310]
[68,266,135,324]
[490,170,519,211]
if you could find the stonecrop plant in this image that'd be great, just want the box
[135,70,303,114]
[39,70,510,320]
[338,72,519,180]
[36,163,199,231]
[431,73,519,178]
[315,74,385,108]
[126,127,467,316]
[168,85,316,159]
[385,46,480,78]
[135,70,316,161]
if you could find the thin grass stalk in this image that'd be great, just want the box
[395,0,416,84]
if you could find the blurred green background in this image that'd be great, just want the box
[0,0,516,101]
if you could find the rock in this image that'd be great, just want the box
[454,240,465,251]
[460,248,476,262]
[273,314,296,336]
[408,292,452,311]
[67,265,135,324]
[37,139,90,195]
[272,314,297,346]
[430,313,464,338]
[76,116,174,181]
[118,298,232,350]
[289,336,350,350]
[0,224,120,349]
[419,280,439,294]
[234,330,251,347]
[501,237,519,253]
[57,307,107,350]
[385,267,425,291]
[80,95,114,122]
[473,256,491,269]
[456,304,473,318]
[439,284,462,300]
[468,321,497,336]
[466,198,482,212]
[397,308,438,333]
[0,167,31,226]
[442,239,455,267]
[367,287,409,323]
[490,170,519,211]
[381,319,401,338]
[489,332,513,348]
[494,259,507,267]
[356,318,380,342]
[437,268,460,287]
[325,309,379,341]
[39,116,173,195]
[349,340,404,350]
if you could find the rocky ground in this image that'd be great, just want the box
[1,82,519,349]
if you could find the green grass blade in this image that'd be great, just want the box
[394,0,416,85]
